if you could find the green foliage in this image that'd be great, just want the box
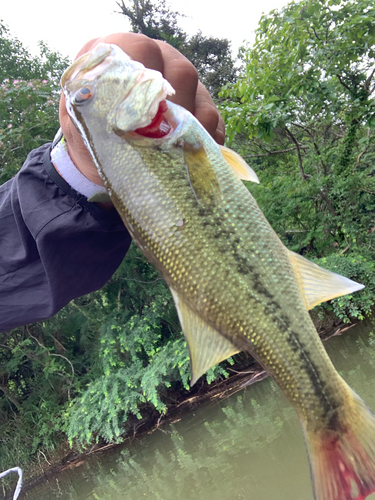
[0,244,232,470]
[221,0,375,300]
[0,23,69,184]
[1,1,375,480]
[222,0,375,142]
[0,23,42,82]
[67,245,232,447]
[67,336,189,446]
[181,32,237,98]
[0,78,60,183]
[0,329,73,472]
[314,254,375,323]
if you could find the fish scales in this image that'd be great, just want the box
[76,95,346,426]
[62,43,375,500]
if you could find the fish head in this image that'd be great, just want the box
[61,43,175,139]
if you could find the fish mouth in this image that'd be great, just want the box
[134,99,172,138]
[62,43,175,138]
[61,44,114,88]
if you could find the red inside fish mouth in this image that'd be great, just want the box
[134,100,171,138]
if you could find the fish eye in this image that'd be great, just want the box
[74,86,93,105]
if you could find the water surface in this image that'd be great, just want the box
[19,321,375,500]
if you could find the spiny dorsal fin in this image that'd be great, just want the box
[219,145,260,183]
[288,251,365,310]
[183,141,222,206]
[170,288,240,386]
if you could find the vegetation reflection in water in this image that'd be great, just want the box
[22,322,375,500]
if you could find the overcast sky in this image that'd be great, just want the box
[0,0,288,61]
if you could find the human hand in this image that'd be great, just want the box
[59,32,225,187]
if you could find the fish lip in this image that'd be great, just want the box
[113,72,175,134]
[132,74,175,130]
[61,43,176,135]
[61,43,115,88]
[61,53,89,88]
[133,99,172,138]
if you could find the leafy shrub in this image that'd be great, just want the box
[67,245,232,447]
[314,254,375,323]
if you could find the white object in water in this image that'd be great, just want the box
[0,467,23,500]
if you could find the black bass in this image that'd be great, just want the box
[62,43,375,500]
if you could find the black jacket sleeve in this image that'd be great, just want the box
[0,143,132,332]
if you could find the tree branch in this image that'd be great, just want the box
[50,353,75,381]
[292,122,328,175]
[27,328,75,380]
[318,188,336,217]
[0,385,21,410]
[355,128,371,169]
[364,68,375,94]
[285,126,307,180]
[336,74,352,93]
[312,26,322,42]
[116,0,148,33]
[244,146,307,158]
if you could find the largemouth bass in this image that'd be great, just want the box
[62,43,375,500]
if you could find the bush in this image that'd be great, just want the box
[314,254,375,323]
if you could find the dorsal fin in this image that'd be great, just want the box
[288,251,365,310]
[219,145,260,183]
[170,288,240,385]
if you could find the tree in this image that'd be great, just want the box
[220,0,375,321]
[0,23,40,83]
[116,0,187,48]
[116,0,237,98]
[0,24,69,183]
[223,0,375,138]
[221,0,375,253]
[182,31,237,98]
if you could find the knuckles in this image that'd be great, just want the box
[64,33,225,148]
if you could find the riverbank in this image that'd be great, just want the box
[3,317,359,500]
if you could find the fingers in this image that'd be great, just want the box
[153,41,225,143]
[77,33,165,73]
[153,40,198,115]
[195,82,226,145]
[75,34,225,143]
[61,33,225,148]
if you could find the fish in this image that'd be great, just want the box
[62,43,375,500]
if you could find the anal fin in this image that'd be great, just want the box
[170,288,240,385]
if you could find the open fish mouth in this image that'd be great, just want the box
[134,99,172,138]
[62,43,175,136]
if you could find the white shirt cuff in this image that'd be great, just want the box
[50,136,107,199]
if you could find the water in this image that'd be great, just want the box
[18,321,375,500]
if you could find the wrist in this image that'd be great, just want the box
[65,140,106,187]
[51,132,108,200]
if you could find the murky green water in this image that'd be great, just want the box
[18,321,375,500]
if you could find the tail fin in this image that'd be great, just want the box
[304,393,375,500]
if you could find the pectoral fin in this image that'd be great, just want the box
[170,289,240,385]
[88,192,112,203]
[288,251,365,310]
[219,145,260,183]
[183,141,222,206]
